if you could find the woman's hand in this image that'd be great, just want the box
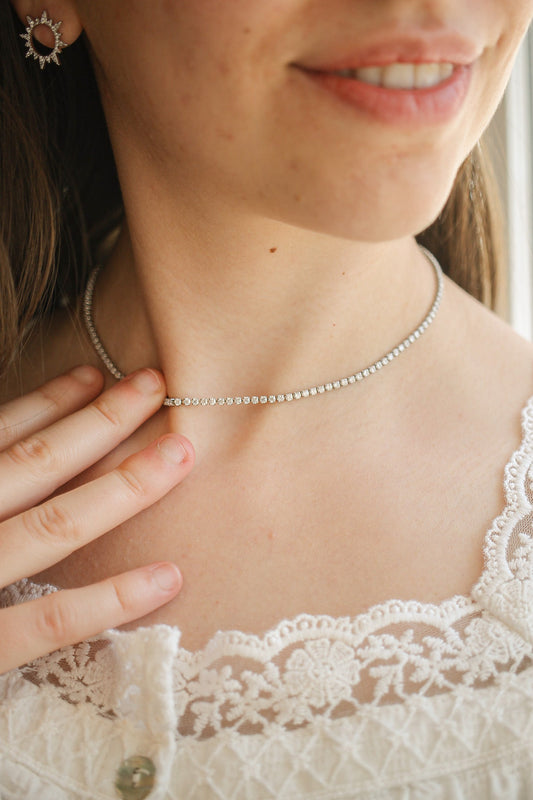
[0,365,193,674]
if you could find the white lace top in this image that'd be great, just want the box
[2,399,533,800]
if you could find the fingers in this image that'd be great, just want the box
[0,562,183,674]
[0,434,194,588]
[0,366,194,675]
[0,366,104,451]
[0,367,168,520]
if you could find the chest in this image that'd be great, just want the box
[34,412,509,651]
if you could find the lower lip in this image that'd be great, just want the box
[297,65,472,126]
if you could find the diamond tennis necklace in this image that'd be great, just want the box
[82,247,443,408]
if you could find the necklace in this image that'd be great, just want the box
[82,246,443,408]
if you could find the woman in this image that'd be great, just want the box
[1,0,533,796]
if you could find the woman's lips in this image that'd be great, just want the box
[294,63,473,126]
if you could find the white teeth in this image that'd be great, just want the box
[333,62,455,89]
[353,66,382,86]
[382,63,416,89]
[414,63,441,88]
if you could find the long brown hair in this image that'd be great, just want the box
[0,3,503,377]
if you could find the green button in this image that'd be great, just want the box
[115,755,156,800]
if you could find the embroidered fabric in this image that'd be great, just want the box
[2,397,533,798]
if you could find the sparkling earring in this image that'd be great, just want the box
[19,10,68,70]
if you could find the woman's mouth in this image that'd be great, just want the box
[294,61,473,126]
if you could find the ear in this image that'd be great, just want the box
[10,2,83,47]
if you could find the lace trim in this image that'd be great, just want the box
[2,397,533,739]
[472,397,533,641]
[172,609,533,738]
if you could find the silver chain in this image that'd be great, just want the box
[82,247,443,408]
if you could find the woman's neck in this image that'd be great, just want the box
[93,196,438,449]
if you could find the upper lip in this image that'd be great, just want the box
[294,30,481,72]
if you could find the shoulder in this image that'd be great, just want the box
[444,276,533,404]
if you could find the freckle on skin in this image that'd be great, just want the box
[217,59,231,76]
[270,247,277,253]
[217,129,235,141]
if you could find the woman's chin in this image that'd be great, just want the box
[274,201,452,245]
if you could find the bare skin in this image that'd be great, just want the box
[8,277,533,652]
[4,0,533,654]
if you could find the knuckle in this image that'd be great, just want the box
[0,378,70,452]
[0,409,17,450]
[7,434,53,473]
[36,381,65,414]
[110,578,133,616]
[115,466,146,499]
[23,502,79,546]
[35,597,75,644]
[89,395,122,428]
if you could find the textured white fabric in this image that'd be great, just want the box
[2,398,533,798]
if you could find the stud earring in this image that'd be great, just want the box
[19,10,68,70]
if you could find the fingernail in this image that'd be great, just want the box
[127,369,162,394]
[150,563,182,592]
[71,365,99,385]
[157,436,187,465]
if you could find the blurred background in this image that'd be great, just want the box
[489,29,533,338]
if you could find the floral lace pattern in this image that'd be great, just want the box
[172,606,533,739]
[15,637,117,718]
